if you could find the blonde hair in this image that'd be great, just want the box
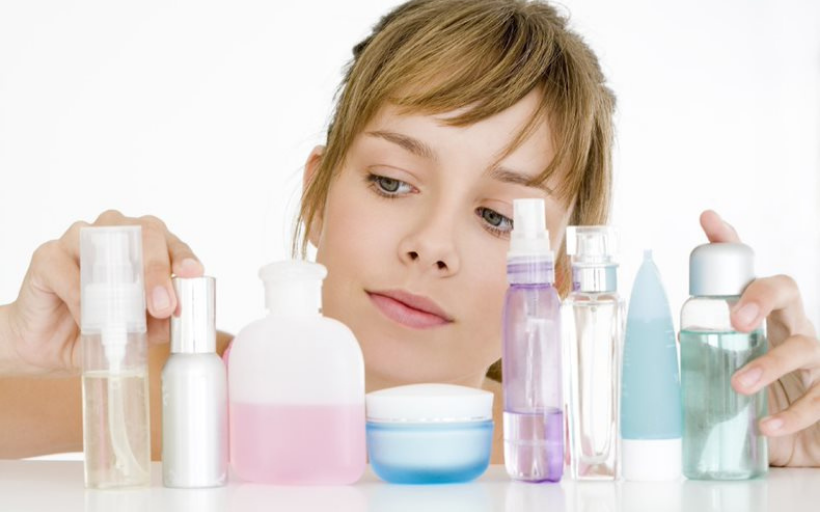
[294,0,616,380]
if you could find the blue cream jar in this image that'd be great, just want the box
[366,384,494,484]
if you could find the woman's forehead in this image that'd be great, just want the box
[361,91,556,173]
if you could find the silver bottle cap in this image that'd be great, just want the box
[689,243,754,297]
[171,276,216,354]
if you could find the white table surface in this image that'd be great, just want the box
[1,461,818,512]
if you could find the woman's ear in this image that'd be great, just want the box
[303,145,326,248]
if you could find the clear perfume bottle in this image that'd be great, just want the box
[680,242,768,480]
[80,226,151,489]
[564,226,623,480]
[502,199,564,482]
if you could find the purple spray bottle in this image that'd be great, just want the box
[502,198,564,482]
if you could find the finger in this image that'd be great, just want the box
[59,210,127,260]
[140,216,176,319]
[759,382,820,437]
[146,316,170,345]
[165,231,204,278]
[699,210,741,243]
[731,275,806,334]
[26,240,82,325]
[732,334,820,395]
[57,219,93,261]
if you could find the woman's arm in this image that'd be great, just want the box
[0,331,233,460]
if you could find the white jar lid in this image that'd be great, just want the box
[366,383,494,423]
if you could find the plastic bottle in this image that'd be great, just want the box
[80,226,151,489]
[620,250,682,481]
[162,276,228,488]
[502,198,564,482]
[228,260,366,484]
[680,242,768,480]
[564,226,623,480]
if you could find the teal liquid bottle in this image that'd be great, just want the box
[620,250,682,481]
[680,243,768,480]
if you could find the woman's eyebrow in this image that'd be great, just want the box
[488,167,554,194]
[365,129,553,195]
[366,130,437,161]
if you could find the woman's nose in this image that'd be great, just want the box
[398,221,461,276]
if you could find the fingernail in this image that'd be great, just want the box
[179,258,203,274]
[737,366,763,388]
[734,302,760,327]
[762,416,784,432]
[152,286,171,312]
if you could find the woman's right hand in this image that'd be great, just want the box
[0,210,204,377]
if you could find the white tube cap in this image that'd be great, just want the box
[622,438,682,481]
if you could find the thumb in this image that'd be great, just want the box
[700,210,742,243]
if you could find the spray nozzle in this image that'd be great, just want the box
[567,226,618,266]
[508,198,553,260]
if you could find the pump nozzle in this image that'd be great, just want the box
[80,226,146,370]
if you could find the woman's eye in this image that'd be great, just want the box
[367,174,414,196]
[377,176,401,193]
[477,207,513,234]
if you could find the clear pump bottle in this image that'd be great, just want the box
[680,243,768,480]
[564,226,623,480]
[80,226,151,489]
[228,260,366,485]
[502,199,564,482]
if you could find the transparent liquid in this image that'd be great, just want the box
[680,329,768,480]
[82,371,151,489]
[566,298,620,480]
[504,409,564,482]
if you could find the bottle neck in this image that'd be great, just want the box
[265,281,322,318]
[267,308,321,319]
[507,257,554,285]
[571,264,618,294]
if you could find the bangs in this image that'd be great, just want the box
[339,1,603,203]
[298,0,615,265]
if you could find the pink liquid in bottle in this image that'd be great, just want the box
[230,402,366,485]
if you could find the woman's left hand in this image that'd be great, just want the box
[700,209,820,467]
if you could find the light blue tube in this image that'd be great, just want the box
[620,250,682,479]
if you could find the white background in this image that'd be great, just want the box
[1,0,819,337]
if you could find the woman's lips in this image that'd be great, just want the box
[367,291,453,329]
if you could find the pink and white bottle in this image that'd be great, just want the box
[228,260,366,485]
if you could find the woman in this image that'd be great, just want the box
[1,0,818,467]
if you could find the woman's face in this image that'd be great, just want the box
[308,89,573,390]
